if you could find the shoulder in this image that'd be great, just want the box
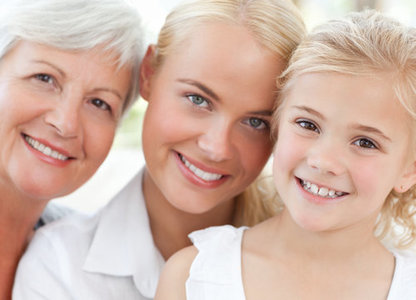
[155,246,198,300]
[33,209,99,248]
[189,224,247,250]
[13,211,99,299]
[390,249,416,297]
[18,211,99,272]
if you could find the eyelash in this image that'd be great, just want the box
[296,119,319,133]
[186,94,210,109]
[295,119,379,149]
[352,138,378,149]
[90,98,112,113]
[243,117,269,131]
[34,73,57,88]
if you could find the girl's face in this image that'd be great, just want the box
[273,72,416,232]
[0,41,131,201]
[140,22,285,213]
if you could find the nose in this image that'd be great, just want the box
[44,93,82,138]
[306,139,346,176]
[197,120,234,162]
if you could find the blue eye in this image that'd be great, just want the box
[353,138,377,149]
[296,119,319,132]
[186,94,209,108]
[91,98,111,112]
[247,117,268,130]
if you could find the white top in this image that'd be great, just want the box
[13,168,164,300]
[186,225,247,300]
[186,225,416,300]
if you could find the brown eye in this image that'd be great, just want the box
[296,119,319,133]
[91,98,111,112]
[354,138,377,149]
[35,74,54,84]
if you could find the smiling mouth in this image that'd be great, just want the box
[179,153,224,181]
[299,178,348,199]
[23,134,70,161]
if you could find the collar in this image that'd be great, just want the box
[83,167,164,298]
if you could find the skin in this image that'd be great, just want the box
[155,72,416,300]
[139,22,285,259]
[0,40,131,298]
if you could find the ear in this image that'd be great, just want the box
[139,45,157,101]
[393,160,416,193]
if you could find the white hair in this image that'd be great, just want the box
[0,0,145,112]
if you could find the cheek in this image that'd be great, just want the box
[142,102,190,147]
[273,129,305,174]
[84,122,116,164]
[239,136,272,176]
[349,159,396,203]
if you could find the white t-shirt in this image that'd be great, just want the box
[186,225,416,300]
[13,168,164,300]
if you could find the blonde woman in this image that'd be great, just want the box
[156,10,416,300]
[14,0,305,299]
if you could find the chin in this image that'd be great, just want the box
[170,197,221,215]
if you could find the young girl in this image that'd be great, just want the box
[13,0,305,298]
[155,10,416,300]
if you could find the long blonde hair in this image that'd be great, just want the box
[275,10,416,248]
[152,0,306,226]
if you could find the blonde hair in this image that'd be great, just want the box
[274,10,416,248]
[152,0,305,226]
[153,0,305,68]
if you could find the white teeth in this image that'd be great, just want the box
[318,187,329,197]
[310,184,319,195]
[180,155,223,181]
[24,135,69,161]
[300,179,345,199]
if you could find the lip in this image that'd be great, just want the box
[295,176,348,205]
[174,151,229,189]
[22,133,74,168]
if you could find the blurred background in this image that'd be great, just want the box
[54,0,416,213]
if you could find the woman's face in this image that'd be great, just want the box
[0,41,131,201]
[140,22,285,213]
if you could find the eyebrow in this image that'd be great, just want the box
[93,88,123,100]
[293,105,391,142]
[292,105,325,120]
[31,60,66,78]
[350,124,392,142]
[177,79,220,102]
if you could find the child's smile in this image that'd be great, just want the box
[298,177,348,199]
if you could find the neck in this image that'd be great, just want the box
[143,170,236,260]
[271,209,388,260]
[0,184,47,300]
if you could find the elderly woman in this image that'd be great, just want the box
[0,0,143,297]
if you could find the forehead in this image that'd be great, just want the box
[170,22,275,69]
[283,72,413,133]
[158,21,284,105]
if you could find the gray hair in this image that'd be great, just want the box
[0,0,144,113]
